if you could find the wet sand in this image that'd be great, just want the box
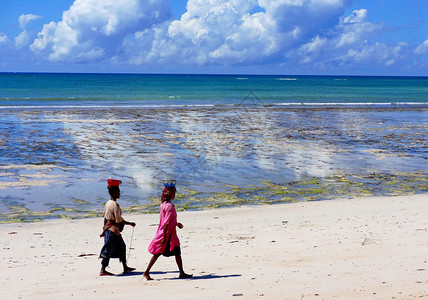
[1,193,427,299]
[1,106,427,222]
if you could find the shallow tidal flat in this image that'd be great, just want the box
[0,106,427,222]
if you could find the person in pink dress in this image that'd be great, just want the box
[143,182,193,280]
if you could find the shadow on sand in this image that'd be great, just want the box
[116,270,241,280]
[167,272,241,280]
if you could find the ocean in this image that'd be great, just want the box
[0,73,427,222]
[2,73,428,107]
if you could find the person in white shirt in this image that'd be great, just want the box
[99,179,136,276]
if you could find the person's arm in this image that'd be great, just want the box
[115,203,135,227]
[121,219,136,227]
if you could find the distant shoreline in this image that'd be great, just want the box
[1,102,428,110]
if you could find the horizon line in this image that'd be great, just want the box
[1,71,428,78]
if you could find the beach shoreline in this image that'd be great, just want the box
[2,193,427,299]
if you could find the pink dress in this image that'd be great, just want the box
[148,201,180,254]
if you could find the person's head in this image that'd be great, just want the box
[108,185,121,199]
[161,186,176,202]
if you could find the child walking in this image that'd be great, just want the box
[143,181,192,280]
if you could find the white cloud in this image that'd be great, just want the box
[335,22,382,48]
[19,14,42,29]
[15,31,30,49]
[415,39,428,55]
[31,0,170,62]
[29,0,354,64]
[25,0,421,73]
[30,22,57,53]
[167,0,269,63]
[14,14,43,49]
[342,9,367,24]
[290,7,409,70]
[298,35,327,63]
[0,34,8,44]
[339,41,408,67]
[126,0,353,66]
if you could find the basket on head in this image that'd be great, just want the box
[163,180,176,188]
[107,179,122,187]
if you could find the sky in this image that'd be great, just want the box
[0,0,427,75]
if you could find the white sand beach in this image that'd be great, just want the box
[1,194,427,299]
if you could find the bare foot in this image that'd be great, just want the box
[179,272,193,279]
[100,270,114,276]
[143,272,153,280]
[123,267,136,274]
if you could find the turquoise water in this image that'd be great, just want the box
[1,73,428,107]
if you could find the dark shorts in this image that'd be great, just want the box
[162,237,181,257]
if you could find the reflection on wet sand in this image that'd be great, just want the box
[0,106,427,222]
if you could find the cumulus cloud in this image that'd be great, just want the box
[30,0,171,62]
[291,7,407,69]
[125,0,354,66]
[166,0,280,64]
[14,14,42,49]
[415,39,428,55]
[27,0,419,72]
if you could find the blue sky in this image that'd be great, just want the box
[1,0,427,75]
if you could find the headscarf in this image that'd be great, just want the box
[161,187,176,202]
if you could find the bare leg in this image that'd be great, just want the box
[122,262,136,273]
[143,253,161,280]
[175,255,184,274]
[100,258,114,276]
[100,265,113,276]
[120,254,135,273]
[175,255,193,278]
